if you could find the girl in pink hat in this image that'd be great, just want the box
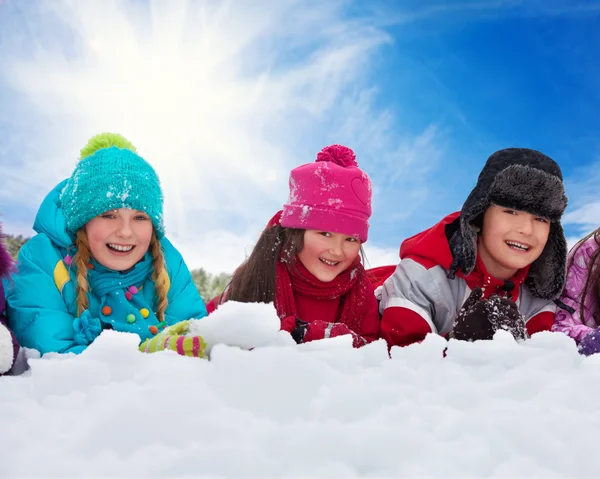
[212,145,380,347]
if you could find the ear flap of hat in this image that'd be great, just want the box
[447,196,489,278]
[525,221,567,300]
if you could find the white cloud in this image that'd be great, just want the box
[0,0,443,273]
[363,243,400,269]
[563,200,600,232]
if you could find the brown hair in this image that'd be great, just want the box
[73,229,169,320]
[225,225,305,304]
[567,229,600,326]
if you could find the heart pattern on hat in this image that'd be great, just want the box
[351,176,371,206]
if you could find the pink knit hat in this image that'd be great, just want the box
[280,144,372,242]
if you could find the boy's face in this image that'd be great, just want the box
[297,229,361,282]
[85,208,153,271]
[477,204,550,280]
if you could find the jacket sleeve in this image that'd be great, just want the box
[551,243,596,343]
[379,259,454,348]
[5,235,85,355]
[161,238,208,325]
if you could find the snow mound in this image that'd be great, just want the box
[1,304,598,477]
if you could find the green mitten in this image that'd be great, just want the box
[139,320,207,358]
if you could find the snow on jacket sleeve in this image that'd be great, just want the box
[161,238,208,324]
[551,241,596,343]
[379,259,454,348]
[5,234,85,355]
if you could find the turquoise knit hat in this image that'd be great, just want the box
[60,133,165,238]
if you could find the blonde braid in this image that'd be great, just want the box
[74,229,91,315]
[150,233,169,321]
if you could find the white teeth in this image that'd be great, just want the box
[506,241,529,251]
[108,244,133,252]
[320,258,339,266]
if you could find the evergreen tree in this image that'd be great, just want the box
[191,267,230,302]
[4,234,29,260]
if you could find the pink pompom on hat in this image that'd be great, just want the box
[280,144,373,242]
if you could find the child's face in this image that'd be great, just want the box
[85,208,153,271]
[297,230,361,282]
[478,204,550,280]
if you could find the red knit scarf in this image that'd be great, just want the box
[274,256,371,331]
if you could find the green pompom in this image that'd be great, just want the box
[79,132,137,160]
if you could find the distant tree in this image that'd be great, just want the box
[191,267,230,303]
[4,234,30,260]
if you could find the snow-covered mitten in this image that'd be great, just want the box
[451,288,495,341]
[485,294,528,341]
[72,310,102,346]
[578,329,600,356]
[0,314,19,375]
[139,320,207,358]
[302,320,351,342]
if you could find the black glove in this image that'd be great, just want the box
[452,288,528,342]
[452,288,495,341]
[291,318,310,344]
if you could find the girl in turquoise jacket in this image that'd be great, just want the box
[6,133,207,355]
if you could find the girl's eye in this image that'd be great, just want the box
[346,237,358,242]
[535,217,548,223]
[503,209,517,215]
[101,214,116,219]
[319,232,332,237]
[135,215,149,221]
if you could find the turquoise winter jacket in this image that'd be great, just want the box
[5,180,207,354]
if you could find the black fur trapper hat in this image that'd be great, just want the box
[447,148,568,300]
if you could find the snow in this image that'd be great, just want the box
[2,303,600,477]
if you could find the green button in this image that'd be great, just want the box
[126,313,136,324]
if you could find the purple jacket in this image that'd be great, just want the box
[0,227,18,375]
[552,235,599,343]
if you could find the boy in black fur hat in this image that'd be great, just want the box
[379,148,568,348]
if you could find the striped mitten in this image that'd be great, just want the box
[139,320,207,358]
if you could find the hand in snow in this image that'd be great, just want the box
[451,288,493,341]
[451,289,528,342]
[485,294,528,341]
[578,329,600,356]
[303,320,354,343]
[139,320,207,358]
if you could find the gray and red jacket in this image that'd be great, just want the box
[379,212,556,348]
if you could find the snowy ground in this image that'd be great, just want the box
[1,302,599,478]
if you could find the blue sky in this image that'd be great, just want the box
[1,0,599,273]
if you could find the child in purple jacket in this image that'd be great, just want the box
[0,226,19,374]
[553,230,600,355]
